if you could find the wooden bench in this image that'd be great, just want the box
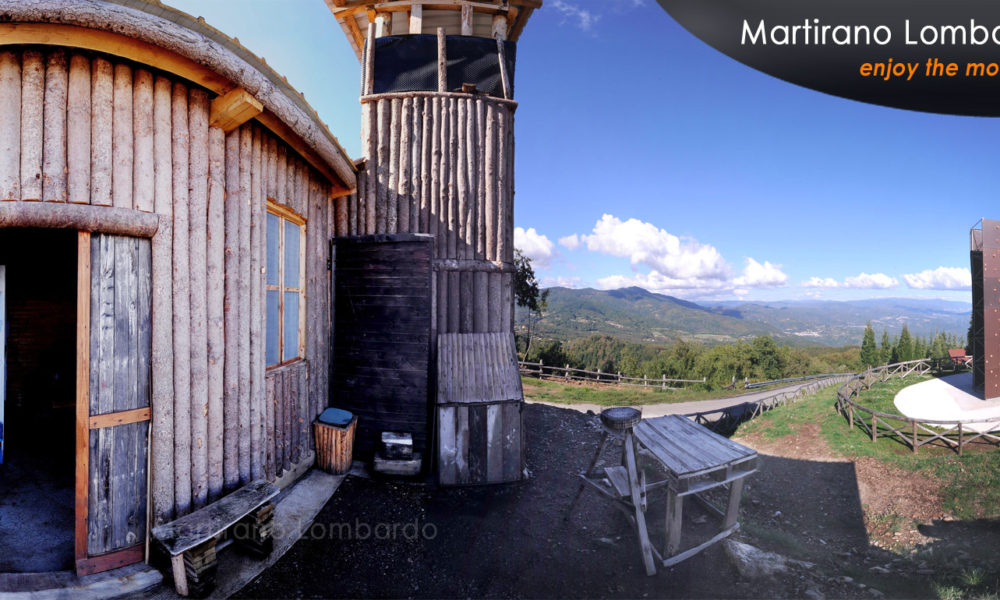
[573,413,757,575]
[151,480,280,597]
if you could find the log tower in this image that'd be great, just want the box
[326,1,539,485]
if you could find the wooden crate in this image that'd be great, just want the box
[314,416,357,475]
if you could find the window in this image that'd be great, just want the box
[266,204,305,367]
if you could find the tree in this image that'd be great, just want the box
[514,249,549,360]
[897,324,913,362]
[967,316,974,355]
[879,331,891,365]
[860,322,878,368]
[750,335,783,380]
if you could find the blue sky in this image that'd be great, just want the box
[165,0,989,305]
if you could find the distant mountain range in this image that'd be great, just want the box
[517,287,971,347]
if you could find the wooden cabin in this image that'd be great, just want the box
[0,0,355,578]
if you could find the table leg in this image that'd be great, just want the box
[724,477,746,530]
[665,487,683,558]
[624,430,656,576]
[565,431,609,521]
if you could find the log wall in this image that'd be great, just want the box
[343,89,522,485]
[345,92,516,336]
[0,46,336,525]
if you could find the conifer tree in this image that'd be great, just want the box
[897,325,913,362]
[880,330,892,365]
[860,322,878,368]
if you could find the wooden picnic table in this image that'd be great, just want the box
[573,412,757,576]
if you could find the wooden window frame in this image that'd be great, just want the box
[266,202,306,369]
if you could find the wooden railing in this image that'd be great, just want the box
[517,360,705,389]
[835,357,996,455]
[685,375,854,435]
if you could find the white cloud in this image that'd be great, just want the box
[582,214,730,282]
[514,227,555,268]
[902,267,971,290]
[540,275,583,289]
[551,1,599,31]
[558,234,581,250]
[733,258,788,288]
[594,272,732,299]
[802,277,840,288]
[843,272,899,289]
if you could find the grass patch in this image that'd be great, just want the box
[520,376,806,407]
[736,374,1000,521]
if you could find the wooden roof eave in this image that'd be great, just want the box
[0,0,357,197]
[327,0,540,58]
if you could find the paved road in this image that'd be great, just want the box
[526,377,845,419]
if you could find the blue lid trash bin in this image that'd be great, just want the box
[314,408,357,475]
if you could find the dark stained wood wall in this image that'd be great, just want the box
[332,234,433,461]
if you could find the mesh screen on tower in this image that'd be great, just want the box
[365,35,516,98]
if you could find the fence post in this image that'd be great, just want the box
[539,358,543,377]
[565,364,570,381]
[643,374,647,388]
[662,374,666,390]
[617,371,621,384]
[848,403,854,430]
[872,414,877,442]
[912,420,917,454]
[597,368,601,383]
[958,423,963,456]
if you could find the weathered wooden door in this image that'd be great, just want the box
[331,234,433,463]
[75,233,151,575]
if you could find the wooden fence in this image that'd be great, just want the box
[686,375,853,435]
[517,360,705,389]
[836,357,997,455]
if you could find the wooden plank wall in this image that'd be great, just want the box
[0,47,336,525]
[346,93,516,336]
[436,332,523,485]
[331,236,432,461]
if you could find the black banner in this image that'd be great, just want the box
[656,0,1000,116]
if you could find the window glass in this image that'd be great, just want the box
[283,291,299,362]
[284,220,299,288]
[266,213,280,287]
[266,290,280,365]
[265,205,305,367]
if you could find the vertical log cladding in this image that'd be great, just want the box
[21,50,43,201]
[0,51,20,201]
[250,127,264,480]
[42,49,67,203]
[111,64,132,210]
[238,126,252,484]
[90,57,113,207]
[170,82,192,517]
[150,74,174,525]
[67,55,90,205]
[222,129,240,490]
[132,70,154,213]
[206,126,226,502]
[187,88,210,510]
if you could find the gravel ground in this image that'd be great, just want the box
[234,403,997,599]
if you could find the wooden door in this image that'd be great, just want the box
[75,232,152,575]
